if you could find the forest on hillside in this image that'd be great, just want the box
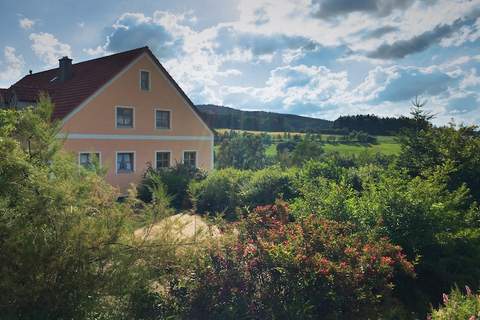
[1,98,480,319]
[197,104,419,135]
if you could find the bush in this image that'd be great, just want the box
[429,286,480,320]
[292,161,480,316]
[290,138,324,165]
[242,166,298,209]
[276,140,297,153]
[163,203,414,319]
[0,97,143,319]
[137,163,206,210]
[216,132,267,170]
[189,168,251,218]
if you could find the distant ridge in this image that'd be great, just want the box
[196,104,332,132]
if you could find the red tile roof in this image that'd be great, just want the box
[9,47,147,119]
[7,46,213,133]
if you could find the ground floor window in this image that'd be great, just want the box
[117,152,134,174]
[183,151,197,168]
[155,151,171,169]
[79,152,100,169]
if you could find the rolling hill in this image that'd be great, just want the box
[197,104,333,132]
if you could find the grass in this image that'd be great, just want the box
[322,142,400,156]
[216,129,401,157]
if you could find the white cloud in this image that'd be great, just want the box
[81,1,480,124]
[19,17,35,30]
[83,45,107,57]
[0,46,25,86]
[29,32,72,66]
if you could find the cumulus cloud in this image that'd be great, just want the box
[0,46,25,86]
[368,13,480,59]
[19,17,35,30]
[29,32,72,66]
[446,93,479,114]
[90,11,193,59]
[214,26,317,58]
[311,0,416,19]
[361,25,398,39]
[218,64,349,115]
[350,65,457,104]
[252,7,270,25]
[80,1,480,124]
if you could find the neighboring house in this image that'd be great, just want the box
[1,46,214,192]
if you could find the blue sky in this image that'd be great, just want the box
[1,0,479,124]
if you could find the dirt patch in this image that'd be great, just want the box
[134,213,220,242]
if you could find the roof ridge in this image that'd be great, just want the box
[19,46,149,78]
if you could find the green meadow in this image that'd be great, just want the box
[217,129,401,157]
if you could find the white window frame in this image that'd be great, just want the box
[78,151,102,167]
[115,151,136,175]
[139,69,151,92]
[154,150,172,169]
[154,108,172,130]
[182,150,198,168]
[115,106,135,129]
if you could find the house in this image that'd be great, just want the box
[1,46,214,192]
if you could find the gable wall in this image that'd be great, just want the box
[61,53,211,136]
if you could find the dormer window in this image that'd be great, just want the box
[140,70,150,91]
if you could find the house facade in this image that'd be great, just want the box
[1,47,214,192]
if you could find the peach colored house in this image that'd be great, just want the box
[3,47,214,192]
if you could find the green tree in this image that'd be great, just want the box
[397,98,480,200]
[216,132,267,170]
[290,137,324,166]
[0,97,154,319]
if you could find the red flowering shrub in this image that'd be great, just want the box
[168,203,414,319]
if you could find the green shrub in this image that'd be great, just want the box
[242,166,298,209]
[189,168,251,218]
[292,161,480,316]
[137,163,206,210]
[216,132,267,170]
[163,204,414,319]
[0,97,142,319]
[429,286,480,320]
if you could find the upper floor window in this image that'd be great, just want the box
[155,151,171,169]
[183,151,197,168]
[116,107,134,128]
[116,152,134,174]
[140,70,150,91]
[155,109,171,129]
[79,152,100,169]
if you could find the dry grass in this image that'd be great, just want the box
[134,213,220,243]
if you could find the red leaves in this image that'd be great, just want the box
[185,203,415,318]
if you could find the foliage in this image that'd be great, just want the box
[199,104,332,132]
[137,163,206,210]
[162,203,414,319]
[216,131,267,170]
[241,166,298,209]
[292,159,480,316]
[397,99,480,201]
[429,286,480,320]
[189,166,298,218]
[189,168,251,218]
[0,97,138,319]
[333,114,417,135]
[289,137,324,165]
